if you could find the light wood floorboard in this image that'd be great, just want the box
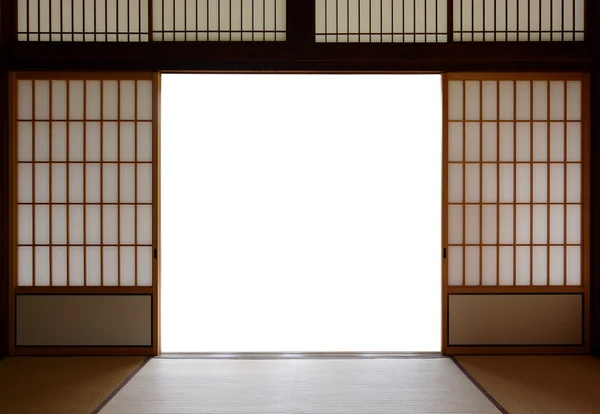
[101,357,499,414]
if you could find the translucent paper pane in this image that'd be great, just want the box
[566,246,581,285]
[103,205,119,244]
[121,123,136,161]
[532,123,548,162]
[86,205,101,244]
[567,164,581,203]
[516,123,530,161]
[35,246,50,286]
[52,246,68,286]
[499,246,514,285]
[137,246,153,286]
[482,123,497,161]
[103,123,119,161]
[499,164,514,203]
[482,205,497,245]
[121,206,136,245]
[34,164,50,203]
[86,122,102,161]
[35,205,50,245]
[121,164,136,203]
[52,123,67,161]
[18,205,33,245]
[18,247,33,286]
[69,164,84,203]
[566,81,581,120]
[499,205,514,244]
[533,246,548,285]
[448,246,463,286]
[448,164,463,203]
[87,247,102,286]
[481,246,497,286]
[18,164,33,203]
[550,164,565,202]
[533,81,548,120]
[516,164,530,203]
[549,123,565,161]
[515,246,530,285]
[465,164,480,203]
[549,81,565,120]
[465,247,480,286]
[34,122,50,161]
[103,164,119,203]
[567,205,581,244]
[465,123,480,161]
[465,205,480,244]
[138,205,153,244]
[566,123,581,162]
[515,81,531,120]
[69,123,84,161]
[52,163,67,203]
[69,246,85,286]
[18,123,33,161]
[103,81,119,120]
[103,247,119,286]
[69,205,84,244]
[52,81,68,120]
[120,81,136,120]
[448,81,463,120]
[18,80,33,120]
[69,81,84,120]
[550,205,565,244]
[482,164,497,203]
[86,81,102,120]
[121,247,136,286]
[448,123,463,162]
[516,205,530,245]
[137,81,153,120]
[465,81,480,120]
[51,205,67,244]
[533,205,548,244]
[533,164,548,203]
[499,123,514,161]
[549,246,564,285]
[86,164,101,203]
[137,123,153,161]
[499,81,514,120]
[482,81,497,120]
[137,164,153,203]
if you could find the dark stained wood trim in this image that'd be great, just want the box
[286,0,314,43]
[4,41,593,73]
[591,67,600,357]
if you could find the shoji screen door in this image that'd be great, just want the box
[443,73,589,354]
[9,73,159,355]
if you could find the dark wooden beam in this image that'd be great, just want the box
[0,54,8,359]
[286,0,314,43]
[6,41,593,72]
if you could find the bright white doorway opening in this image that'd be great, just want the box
[161,74,442,352]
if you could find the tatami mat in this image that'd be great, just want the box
[100,357,499,414]
[456,355,600,414]
[0,356,145,414]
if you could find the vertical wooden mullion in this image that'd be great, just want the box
[547,81,551,285]
[513,81,517,286]
[135,81,139,286]
[286,0,314,42]
[496,80,500,285]
[66,80,71,287]
[152,72,161,354]
[117,80,121,286]
[462,80,466,286]
[100,81,104,285]
[83,81,87,286]
[8,74,18,355]
[479,80,483,286]
[148,0,153,41]
[564,80,568,285]
[530,80,534,285]
[32,82,36,286]
[49,81,53,287]
[441,74,449,352]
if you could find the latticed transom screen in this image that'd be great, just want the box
[15,75,154,287]
[152,0,287,41]
[445,74,587,287]
[453,0,585,41]
[315,0,448,42]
